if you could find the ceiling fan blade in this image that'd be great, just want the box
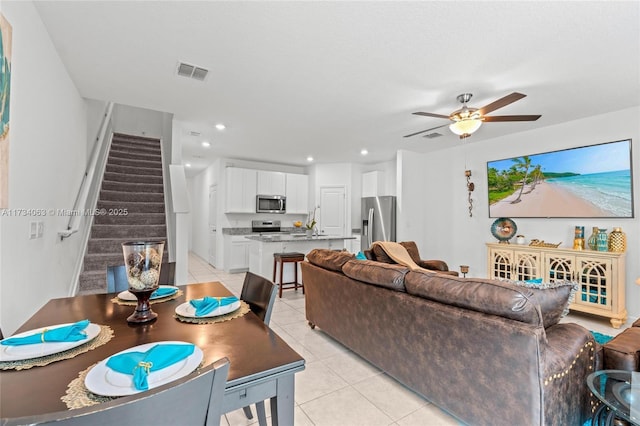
[483,115,542,122]
[403,123,449,138]
[478,92,526,116]
[412,112,451,120]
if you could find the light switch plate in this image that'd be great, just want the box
[29,222,37,239]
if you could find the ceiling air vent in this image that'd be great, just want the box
[423,132,443,139]
[189,131,201,137]
[177,62,209,81]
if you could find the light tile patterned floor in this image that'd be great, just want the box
[187,252,628,426]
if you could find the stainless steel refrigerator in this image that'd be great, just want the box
[361,196,396,251]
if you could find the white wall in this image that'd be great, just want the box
[112,104,165,139]
[85,98,108,161]
[402,106,640,322]
[0,2,88,335]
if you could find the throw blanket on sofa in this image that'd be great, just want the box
[372,241,430,273]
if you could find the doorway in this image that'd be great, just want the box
[208,184,217,267]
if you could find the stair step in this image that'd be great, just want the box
[83,253,125,272]
[110,142,161,156]
[101,181,164,193]
[99,190,164,203]
[107,156,162,169]
[103,172,163,185]
[109,148,162,162]
[113,133,161,145]
[105,164,163,176]
[91,224,167,239]
[78,270,107,292]
[87,238,166,254]
[94,212,166,225]
[97,200,165,213]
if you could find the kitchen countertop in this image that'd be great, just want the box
[245,234,356,243]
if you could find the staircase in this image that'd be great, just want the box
[78,133,168,293]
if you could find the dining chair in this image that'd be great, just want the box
[239,272,277,426]
[106,261,176,293]
[2,357,230,426]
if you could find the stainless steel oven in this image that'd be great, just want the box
[256,195,286,214]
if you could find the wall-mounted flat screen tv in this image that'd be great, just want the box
[487,139,634,218]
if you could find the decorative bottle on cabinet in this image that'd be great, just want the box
[596,228,608,252]
[608,227,627,252]
[587,227,599,250]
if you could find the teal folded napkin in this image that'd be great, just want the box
[0,320,90,346]
[106,343,195,391]
[189,296,239,317]
[151,287,177,299]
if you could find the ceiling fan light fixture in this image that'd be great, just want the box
[449,118,482,137]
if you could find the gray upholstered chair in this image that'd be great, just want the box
[106,262,176,293]
[2,357,230,426]
[239,272,277,426]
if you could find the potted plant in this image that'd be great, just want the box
[305,208,317,236]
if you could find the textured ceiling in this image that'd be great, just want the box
[34,1,640,176]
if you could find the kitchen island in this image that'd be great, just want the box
[246,234,355,282]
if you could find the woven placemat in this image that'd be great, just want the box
[0,325,114,371]
[174,300,251,324]
[62,360,206,409]
[62,362,118,408]
[110,289,184,306]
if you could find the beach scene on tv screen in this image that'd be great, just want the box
[487,140,633,218]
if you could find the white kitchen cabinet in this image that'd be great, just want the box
[226,236,250,273]
[225,168,257,213]
[486,243,627,328]
[285,173,309,214]
[257,171,286,195]
[362,171,385,197]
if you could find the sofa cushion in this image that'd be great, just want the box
[405,270,544,326]
[501,279,576,328]
[342,259,409,292]
[306,249,354,272]
[399,241,422,264]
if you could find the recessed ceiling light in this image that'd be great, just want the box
[201,141,211,148]
[185,163,192,168]
[360,149,368,156]
[306,156,314,162]
[215,123,226,131]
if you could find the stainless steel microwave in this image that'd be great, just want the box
[256,195,286,214]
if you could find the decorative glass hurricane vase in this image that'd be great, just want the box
[122,241,164,323]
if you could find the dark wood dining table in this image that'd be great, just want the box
[0,282,305,425]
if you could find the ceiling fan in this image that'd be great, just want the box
[404,92,541,139]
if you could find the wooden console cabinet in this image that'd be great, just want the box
[486,243,627,328]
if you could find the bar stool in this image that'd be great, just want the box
[272,252,305,298]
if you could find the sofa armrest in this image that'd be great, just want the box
[417,259,450,271]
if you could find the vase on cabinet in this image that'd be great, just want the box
[587,227,599,250]
[596,228,608,252]
[608,227,626,252]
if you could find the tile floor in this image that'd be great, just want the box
[187,252,629,426]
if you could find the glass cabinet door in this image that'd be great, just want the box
[574,257,612,310]
[489,249,513,279]
[545,254,575,283]
[513,251,541,281]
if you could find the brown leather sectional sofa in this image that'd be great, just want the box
[301,249,598,426]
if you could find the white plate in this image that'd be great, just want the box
[0,322,101,362]
[84,341,203,397]
[117,285,179,301]
[175,299,241,318]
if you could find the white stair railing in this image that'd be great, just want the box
[58,102,114,240]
